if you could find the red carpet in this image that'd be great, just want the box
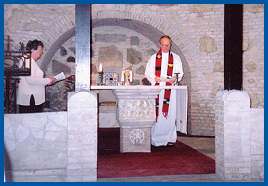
[97,128,215,178]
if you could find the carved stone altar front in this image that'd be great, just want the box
[91,85,187,153]
[113,89,159,152]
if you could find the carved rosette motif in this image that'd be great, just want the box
[129,129,145,145]
[118,99,155,121]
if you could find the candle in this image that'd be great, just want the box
[121,71,125,82]
[129,70,133,82]
[25,58,30,68]
[99,63,103,72]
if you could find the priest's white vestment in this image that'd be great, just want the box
[145,51,184,146]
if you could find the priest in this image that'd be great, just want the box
[145,35,184,147]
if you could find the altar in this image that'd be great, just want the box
[91,85,188,153]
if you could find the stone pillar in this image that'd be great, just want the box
[67,92,97,181]
[249,108,264,180]
[215,90,264,180]
[75,4,91,91]
[113,89,159,153]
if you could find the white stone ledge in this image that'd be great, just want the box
[119,121,155,128]
[11,168,66,177]
[91,85,187,90]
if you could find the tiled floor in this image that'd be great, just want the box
[177,136,215,160]
[98,174,221,182]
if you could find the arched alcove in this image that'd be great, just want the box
[42,18,192,133]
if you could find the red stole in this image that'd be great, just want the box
[155,50,174,119]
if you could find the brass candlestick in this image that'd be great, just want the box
[97,71,104,85]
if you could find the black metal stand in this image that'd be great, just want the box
[4,36,31,113]
[4,75,20,113]
[174,73,180,86]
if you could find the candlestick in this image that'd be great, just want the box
[174,73,180,85]
[121,71,125,82]
[129,70,133,82]
[97,71,103,85]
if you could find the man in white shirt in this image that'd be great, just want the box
[17,40,56,113]
[145,35,184,147]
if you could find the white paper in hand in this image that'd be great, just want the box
[54,72,66,81]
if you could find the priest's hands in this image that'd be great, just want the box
[155,76,176,84]
[154,76,161,83]
[166,77,176,84]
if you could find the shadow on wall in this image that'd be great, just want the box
[4,145,13,182]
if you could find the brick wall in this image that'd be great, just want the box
[243,5,264,108]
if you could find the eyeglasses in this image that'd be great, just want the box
[160,44,170,47]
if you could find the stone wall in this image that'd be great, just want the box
[4,112,68,181]
[92,26,157,86]
[4,4,264,136]
[4,92,98,182]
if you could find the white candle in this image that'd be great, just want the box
[99,63,103,72]
[121,71,125,82]
[129,70,133,82]
[25,58,30,68]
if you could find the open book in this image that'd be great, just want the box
[54,72,66,82]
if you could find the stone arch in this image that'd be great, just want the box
[40,27,75,70]
[42,18,192,133]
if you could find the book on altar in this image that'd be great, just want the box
[54,72,66,81]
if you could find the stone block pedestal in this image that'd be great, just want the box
[215,90,264,181]
[120,122,152,152]
[113,89,159,153]
[67,92,97,181]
